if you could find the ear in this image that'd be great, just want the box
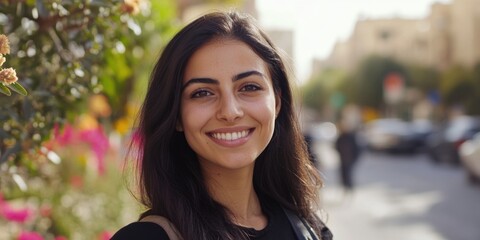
[275,94,281,118]
[176,120,183,132]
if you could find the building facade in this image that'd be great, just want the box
[314,0,480,74]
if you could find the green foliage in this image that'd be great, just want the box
[352,55,407,109]
[0,0,178,238]
[405,64,439,94]
[440,64,480,115]
[96,0,179,119]
[0,0,178,163]
[0,0,119,164]
[302,68,347,113]
[0,146,140,239]
[302,74,327,112]
[0,83,10,95]
[7,82,28,96]
[304,55,480,118]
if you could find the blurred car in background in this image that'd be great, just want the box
[362,118,430,154]
[459,132,480,184]
[427,116,480,165]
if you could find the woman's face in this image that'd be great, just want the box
[179,38,280,172]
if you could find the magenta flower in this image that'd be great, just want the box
[97,231,112,240]
[18,231,43,240]
[53,124,76,146]
[79,127,109,175]
[1,206,32,223]
[0,194,33,223]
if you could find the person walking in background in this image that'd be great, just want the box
[111,11,332,240]
[335,119,360,194]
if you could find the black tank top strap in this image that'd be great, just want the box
[282,208,333,240]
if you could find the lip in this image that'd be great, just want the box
[207,127,254,147]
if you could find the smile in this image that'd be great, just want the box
[210,129,252,141]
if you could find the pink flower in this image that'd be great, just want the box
[0,34,10,55]
[70,175,84,189]
[2,206,32,223]
[53,124,76,146]
[97,231,112,240]
[18,231,43,240]
[0,67,18,84]
[0,194,33,223]
[79,128,109,175]
[39,204,52,217]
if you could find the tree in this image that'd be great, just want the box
[405,64,439,95]
[439,65,476,114]
[469,63,480,115]
[351,55,407,110]
[0,0,179,238]
[0,0,178,163]
[302,68,347,115]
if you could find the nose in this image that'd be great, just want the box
[216,94,244,122]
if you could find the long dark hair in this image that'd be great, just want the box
[134,11,323,239]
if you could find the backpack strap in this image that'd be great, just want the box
[140,215,182,240]
[282,208,320,240]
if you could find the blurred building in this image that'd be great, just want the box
[450,0,480,68]
[179,0,257,22]
[264,29,295,73]
[313,0,480,74]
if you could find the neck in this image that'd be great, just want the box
[202,165,267,230]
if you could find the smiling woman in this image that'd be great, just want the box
[112,11,332,240]
[179,38,279,172]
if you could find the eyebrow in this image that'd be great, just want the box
[182,70,265,91]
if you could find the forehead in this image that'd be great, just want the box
[183,38,270,82]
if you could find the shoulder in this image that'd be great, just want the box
[111,222,170,240]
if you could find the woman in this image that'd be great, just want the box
[112,11,332,240]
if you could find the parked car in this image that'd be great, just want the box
[410,119,435,150]
[459,132,480,184]
[362,118,427,153]
[426,116,480,165]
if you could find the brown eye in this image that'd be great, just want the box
[240,84,262,92]
[191,89,213,98]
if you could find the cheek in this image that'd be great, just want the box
[180,103,209,133]
[247,97,277,124]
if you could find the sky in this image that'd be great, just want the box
[255,0,451,83]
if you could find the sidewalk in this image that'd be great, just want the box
[316,142,449,240]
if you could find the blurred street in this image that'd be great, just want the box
[315,142,480,240]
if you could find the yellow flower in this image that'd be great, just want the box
[0,34,10,55]
[114,117,131,135]
[0,67,18,84]
[0,55,5,67]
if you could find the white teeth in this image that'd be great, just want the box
[212,130,249,141]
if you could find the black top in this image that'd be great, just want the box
[111,222,170,239]
[239,197,296,239]
[111,198,297,240]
